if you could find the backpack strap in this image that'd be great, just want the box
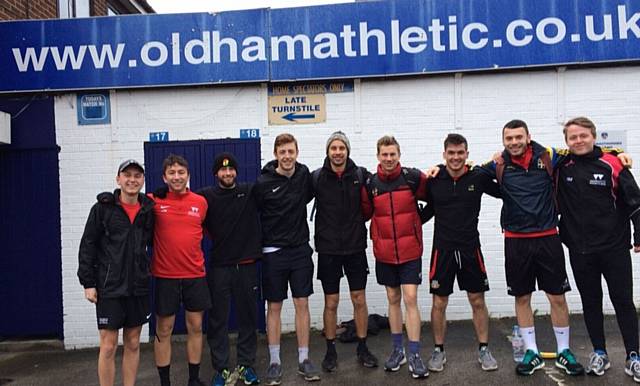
[309,168,322,222]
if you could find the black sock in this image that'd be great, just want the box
[357,337,368,353]
[326,338,337,355]
[479,343,488,351]
[188,363,200,381]
[435,344,445,352]
[158,365,170,386]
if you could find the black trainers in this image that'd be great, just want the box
[516,349,545,376]
[357,347,379,368]
[555,349,584,375]
[321,350,337,372]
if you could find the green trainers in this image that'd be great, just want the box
[515,349,545,376]
[555,348,584,375]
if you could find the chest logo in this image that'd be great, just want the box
[272,186,281,193]
[589,174,606,186]
[467,184,475,192]
[188,206,201,218]
[565,177,573,182]
[537,159,546,169]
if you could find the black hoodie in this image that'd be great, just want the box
[255,160,313,248]
[198,183,262,266]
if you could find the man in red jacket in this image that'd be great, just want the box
[362,135,429,379]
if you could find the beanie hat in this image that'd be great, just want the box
[326,130,350,156]
[213,152,239,174]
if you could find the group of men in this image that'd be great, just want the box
[78,116,640,386]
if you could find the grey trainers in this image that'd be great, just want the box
[625,352,640,383]
[427,347,446,372]
[297,359,321,382]
[586,351,610,376]
[478,346,498,371]
[384,346,407,372]
[265,363,283,386]
[408,352,429,379]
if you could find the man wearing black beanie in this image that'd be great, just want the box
[198,151,262,386]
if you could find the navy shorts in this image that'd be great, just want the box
[375,259,422,287]
[504,234,571,297]
[154,277,212,316]
[317,251,369,294]
[262,244,314,302]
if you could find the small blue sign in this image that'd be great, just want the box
[77,92,110,125]
[149,131,169,142]
[240,129,260,139]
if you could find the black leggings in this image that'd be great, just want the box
[570,249,638,356]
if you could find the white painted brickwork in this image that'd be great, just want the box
[57,66,640,348]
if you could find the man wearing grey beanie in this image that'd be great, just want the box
[311,130,379,372]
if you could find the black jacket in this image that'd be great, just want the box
[77,190,155,298]
[312,158,369,255]
[557,146,640,253]
[255,160,313,248]
[198,183,262,266]
[426,165,500,250]
[480,141,559,233]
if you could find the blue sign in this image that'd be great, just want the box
[240,129,260,139]
[77,92,110,125]
[1,0,639,93]
[149,131,169,142]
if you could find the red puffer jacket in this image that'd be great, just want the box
[362,164,427,264]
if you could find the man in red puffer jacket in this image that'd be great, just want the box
[362,135,429,379]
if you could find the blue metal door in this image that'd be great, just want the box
[0,96,63,338]
[143,138,264,335]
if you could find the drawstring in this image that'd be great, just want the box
[455,250,462,269]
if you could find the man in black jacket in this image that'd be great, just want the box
[312,131,378,372]
[424,134,500,373]
[254,133,320,384]
[557,117,640,380]
[198,152,262,386]
[78,159,154,386]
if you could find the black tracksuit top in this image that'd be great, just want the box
[312,157,369,255]
[198,183,262,266]
[557,146,640,254]
[255,160,314,248]
[425,165,500,250]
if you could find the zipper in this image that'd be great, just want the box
[103,264,111,287]
[389,191,400,263]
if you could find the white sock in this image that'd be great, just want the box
[298,347,309,364]
[554,326,570,353]
[269,345,281,365]
[521,326,539,353]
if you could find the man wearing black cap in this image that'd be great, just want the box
[311,131,378,371]
[198,152,262,386]
[78,159,155,386]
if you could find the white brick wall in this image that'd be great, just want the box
[57,65,640,347]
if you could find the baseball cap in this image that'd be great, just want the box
[118,159,144,174]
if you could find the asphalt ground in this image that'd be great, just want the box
[0,314,637,386]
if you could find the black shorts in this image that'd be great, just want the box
[317,251,369,294]
[262,244,314,302]
[154,277,212,316]
[96,295,150,330]
[375,259,422,287]
[429,247,489,296]
[504,234,571,297]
